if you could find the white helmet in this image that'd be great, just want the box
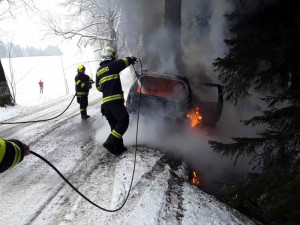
[101,46,116,61]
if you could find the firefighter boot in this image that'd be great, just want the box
[115,138,127,154]
[103,134,121,155]
[85,110,90,118]
[81,110,90,119]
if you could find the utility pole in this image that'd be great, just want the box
[60,57,69,95]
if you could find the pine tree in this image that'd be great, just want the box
[209,0,300,223]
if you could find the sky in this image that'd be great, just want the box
[0,0,93,56]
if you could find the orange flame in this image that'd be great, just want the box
[187,107,202,127]
[192,171,200,185]
[137,86,141,93]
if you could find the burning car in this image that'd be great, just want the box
[126,71,223,128]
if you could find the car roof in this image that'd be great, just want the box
[142,70,189,83]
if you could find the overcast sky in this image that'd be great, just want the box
[0,0,93,56]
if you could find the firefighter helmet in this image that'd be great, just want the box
[101,46,116,61]
[77,65,85,73]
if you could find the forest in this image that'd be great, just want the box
[0,42,62,57]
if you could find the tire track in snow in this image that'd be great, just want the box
[0,91,100,139]
[0,93,104,224]
[5,136,98,224]
[27,139,127,224]
[27,140,106,223]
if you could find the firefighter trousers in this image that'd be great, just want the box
[77,95,88,116]
[101,100,129,155]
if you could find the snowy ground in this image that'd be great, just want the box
[0,56,255,225]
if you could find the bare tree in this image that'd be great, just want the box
[0,0,37,39]
[0,0,36,20]
[45,0,126,54]
[0,0,36,106]
[6,41,16,103]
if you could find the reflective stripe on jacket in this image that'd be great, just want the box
[0,138,25,173]
[96,57,134,103]
[75,72,94,96]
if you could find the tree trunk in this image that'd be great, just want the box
[107,5,117,50]
[0,59,13,106]
[165,0,184,74]
[139,0,164,71]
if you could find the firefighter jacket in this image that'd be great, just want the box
[75,72,94,96]
[0,138,26,173]
[96,57,134,104]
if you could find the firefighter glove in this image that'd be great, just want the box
[23,144,30,156]
[132,56,138,64]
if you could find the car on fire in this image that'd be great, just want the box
[126,71,223,128]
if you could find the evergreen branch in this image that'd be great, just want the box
[209,138,265,165]
[244,105,300,132]
[261,90,300,107]
[212,0,300,222]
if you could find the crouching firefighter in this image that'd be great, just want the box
[96,46,137,155]
[0,138,30,173]
[75,65,94,119]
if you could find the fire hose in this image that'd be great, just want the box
[16,58,144,212]
[0,58,142,125]
[0,94,76,124]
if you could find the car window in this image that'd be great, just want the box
[138,76,189,101]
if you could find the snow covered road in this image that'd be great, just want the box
[1,90,255,225]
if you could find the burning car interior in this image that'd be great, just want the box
[137,76,189,101]
[126,70,223,128]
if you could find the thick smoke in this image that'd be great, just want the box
[121,108,257,195]
[95,0,266,194]
[123,0,233,78]
[182,0,233,83]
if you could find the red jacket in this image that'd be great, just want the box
[39,81,44,87]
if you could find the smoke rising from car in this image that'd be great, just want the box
[123,0,233,80]
[182,0,233,83]
[100,0,264,194]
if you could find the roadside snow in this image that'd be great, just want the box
[0,56,255,225]
[0,104,31,121]
[124,168,171,225]
[182,185,254,225]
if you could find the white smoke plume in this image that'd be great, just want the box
[95,0,266,194]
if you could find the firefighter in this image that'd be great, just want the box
[75,65,94,119]
[96,46,137,155]
[0,138,30,173]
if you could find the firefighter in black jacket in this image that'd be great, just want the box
[75,65,94,119]
[96,46,137,155]
[0,138,30,173]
